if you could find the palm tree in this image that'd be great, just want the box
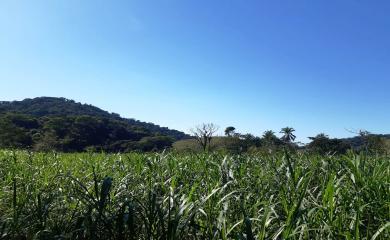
[262,130,277,145]
[280,127,296,143]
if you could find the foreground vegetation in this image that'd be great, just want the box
[0,150,389,239]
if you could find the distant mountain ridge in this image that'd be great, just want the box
[340,134,390,149]
[0,97,189,152]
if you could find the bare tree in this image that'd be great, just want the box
[191,123,219,151]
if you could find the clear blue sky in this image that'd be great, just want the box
[1,0,389,142]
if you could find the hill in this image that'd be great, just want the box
[341,134,390,147]
[0,97,189,152]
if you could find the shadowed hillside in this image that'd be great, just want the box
[0,97,189,152]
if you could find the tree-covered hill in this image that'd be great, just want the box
[341,134,390,148]
[0,97,189,152]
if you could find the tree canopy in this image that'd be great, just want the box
[0,97,188,152]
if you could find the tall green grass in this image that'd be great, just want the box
[0,150,389,239]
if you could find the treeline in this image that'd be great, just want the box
[0,97,188,152]
[0,97,388,154]
[174,124,390,155]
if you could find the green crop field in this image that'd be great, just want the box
[0,150,389,239]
